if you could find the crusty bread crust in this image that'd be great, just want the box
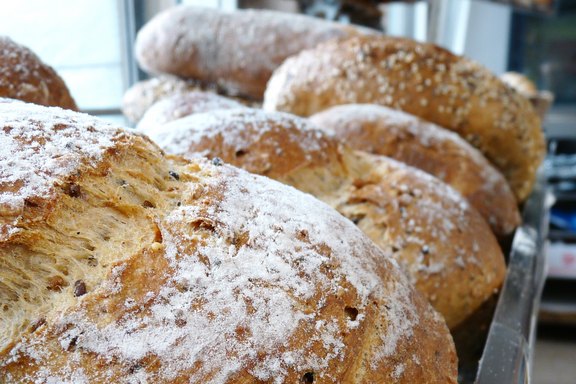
[263,35,545,202]
[0,102,457,383]
[309,104,521,237]
[0,37,77,110]
[135,6,371,100]
[146,108,506,329]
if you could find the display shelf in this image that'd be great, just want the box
[475,170,550,384]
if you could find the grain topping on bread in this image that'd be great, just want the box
[263,35,545,201]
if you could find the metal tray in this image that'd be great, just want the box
[474,170,551,384]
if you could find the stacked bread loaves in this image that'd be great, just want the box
[309,104,521,238]
[141,108,506,330]
[0,36,77,110]
[0,102,457,383]
[263,35,546,202]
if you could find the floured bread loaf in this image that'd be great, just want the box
[135,6,373,100]
[122,75,211,124]
[144,108,506,329]
[309,104,520,237]
[0,36,77,110]
[137,91,248,133]
[0,103,457,383]
[263,35,545,202]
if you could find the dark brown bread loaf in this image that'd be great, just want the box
[135,6,374,100]
[0,36,77,110]
[144,108,506,330]
[0,102,457,383]
[263,35,545,202]
[309,104,521,237]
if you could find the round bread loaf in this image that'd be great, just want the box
[122,75,210,124]
[500,71,538,96]
[137,91,248,133]
[263,35,546,202]
[135,6,372,100]
[499,71,554,120]
[0,103,457,383]
[0,36,77,110]
[145,108,506,329]
[309,104,521,237]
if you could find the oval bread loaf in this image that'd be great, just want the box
[122,75,211,123]
[136,91,248,133]
[145,108,506,329]
[309,104,521,237]
[135,6,373,100]
[0,36,77,110]
[263,35,546,202]
[0,102,457,383]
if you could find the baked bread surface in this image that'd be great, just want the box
[0,103,457,383]
[263,35,545,202]
[146,108,506,329]
[0,36,77,110]
[309,104,521,237]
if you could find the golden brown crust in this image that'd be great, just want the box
[0,103,457,383]
[148,108,506,329]
[309,104,521,237]
[263,35,546,202]
[135,6,371,100]
[137,91,249,133]
[0,36,77,110]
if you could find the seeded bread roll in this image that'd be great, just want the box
[144,108,506,330]
[0,36,77,110]
[0,102,457,383]
[137,91,248,133]
[135,6,373,100]
[263,35,546,202]
[309,104,521,237]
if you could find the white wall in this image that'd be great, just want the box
[463,0,512,75]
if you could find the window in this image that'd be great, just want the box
[0,0,126,113]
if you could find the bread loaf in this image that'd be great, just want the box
[500,71,538,96]
[135,6,373,100]
[309,104,520,237]
[0,102,457,383]
[137,91,248,133]
[263,35,546,202]
[122,75,210,123]
[144,108,506,329]
[500,71,554,119]
[0,36,77,110]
